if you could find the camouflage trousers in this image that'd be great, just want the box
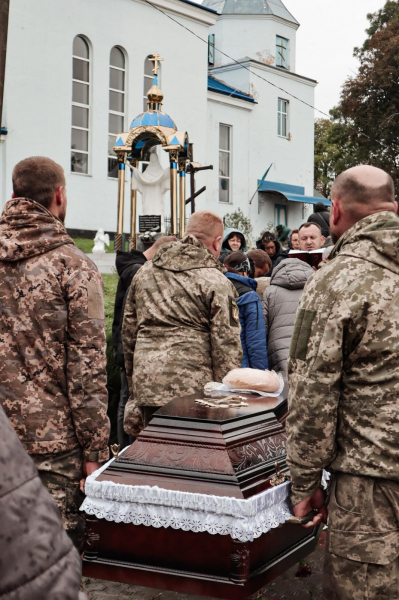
[323,473,399,599]
[31,447,86,552]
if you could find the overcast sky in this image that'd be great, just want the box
[284,0,386,118]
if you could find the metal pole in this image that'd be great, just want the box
[170,158,178,235]
[179,167,186,239]
[0,0,10,126]
[129,165,137,250]
[189,143,196,214]
[115,161,125,251]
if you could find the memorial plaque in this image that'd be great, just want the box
[139,215,161,232]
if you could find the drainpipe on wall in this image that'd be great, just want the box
[0,0,10,127]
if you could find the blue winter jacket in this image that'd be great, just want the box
[225,273,268,370]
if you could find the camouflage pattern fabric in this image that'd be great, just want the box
[287,211,399,505]
[31,447,86,552]
[122,234,242,407]
[0,403,82,600]
[323,473,399,599]
[0,198,110,462]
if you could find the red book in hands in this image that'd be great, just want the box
[288,250,324,269]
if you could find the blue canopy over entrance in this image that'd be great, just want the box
[257,180,331,206]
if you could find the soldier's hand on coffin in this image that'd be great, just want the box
[293,487,328,529]
[80,461,101,493]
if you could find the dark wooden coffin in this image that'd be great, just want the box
[82,393,320,599]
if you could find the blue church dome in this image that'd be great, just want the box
[130,112,176,129]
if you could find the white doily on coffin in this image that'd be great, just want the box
[81,456,292,542]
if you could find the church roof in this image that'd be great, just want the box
[208,75,255,102]
[202,0,298,23]
[130,112,177,129]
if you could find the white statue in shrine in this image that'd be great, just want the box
[92,229,110,253]
[132,149,170,220]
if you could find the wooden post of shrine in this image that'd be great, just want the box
[179,159,186,238]
[129,160,137,250]
[170,151,178,235]
[0,0,10,126]
[115,156,126,251]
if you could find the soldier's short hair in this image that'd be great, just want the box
[12,157,65,209]
[332,167,395,215]
[247,249,271,269]
[186,210,223,242]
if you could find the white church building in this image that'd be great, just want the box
[0,0,324,242]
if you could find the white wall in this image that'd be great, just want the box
[2,0,214,233]
[203,93,252,220]
[212,15,297,72]
[208,60,316,241]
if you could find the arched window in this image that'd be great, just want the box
[108,47,126,178]
[71,35,90,174]
[143,55,159,111]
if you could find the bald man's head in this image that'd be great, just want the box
[330,165,397,242]
[186,211,224,257]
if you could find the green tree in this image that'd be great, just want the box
[223,207,253,246]
[314,110,356,197]
[339,0,399,188]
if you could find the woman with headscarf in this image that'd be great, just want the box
[219,228,246,264]
[224,251,268,370]
[257,232,287,276]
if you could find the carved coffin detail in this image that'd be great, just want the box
[230,540,251,583]
[228,433,287,473]
[121,439,234,474]
[84,515,100,560]
[100,394,289,499]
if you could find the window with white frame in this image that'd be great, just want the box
[143,55,155,111]
[108,47,126,178]
[71,36,90,174]
[219,124,231,203]
[278,99,288,138]
[276,36,289,69]
[208,34,215,66]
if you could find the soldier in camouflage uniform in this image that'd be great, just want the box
[0,157,110,550]
[286,165,399,598]
[122,210,242,424]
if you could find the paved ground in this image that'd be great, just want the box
[87,253,117,274]
[82,530,326,600]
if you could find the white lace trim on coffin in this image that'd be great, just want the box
[80,455,291,541]
[81,493,292,542]
[80,455,330,542]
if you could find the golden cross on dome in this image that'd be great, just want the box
[150,52,164,76]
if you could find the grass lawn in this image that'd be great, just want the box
[73,237,115,254]
[102,273,119,337]
[102,273,120,445]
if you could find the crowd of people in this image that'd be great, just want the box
[0,156,398,600]
[200,208,330,378]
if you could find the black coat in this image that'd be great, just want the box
[112,250,147,368]
[264,239,287,276]
[308,211,330,237]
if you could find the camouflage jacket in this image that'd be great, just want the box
[122,234,243,406]
[0,403,81,600]
[0,198,110,462]
[286,211,399,504]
